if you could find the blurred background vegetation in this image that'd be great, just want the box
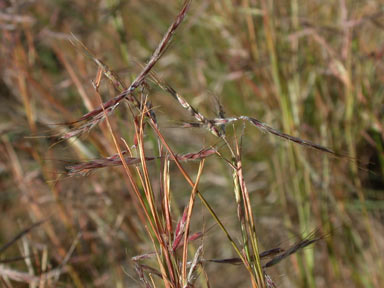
[1,0,384,287]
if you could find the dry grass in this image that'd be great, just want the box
[1,0,384,287]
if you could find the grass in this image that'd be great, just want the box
[1,0,384,287]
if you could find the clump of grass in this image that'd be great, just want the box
[1,0,383,287]
[53,1,338,287]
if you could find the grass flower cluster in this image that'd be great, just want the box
[1,0,383,287]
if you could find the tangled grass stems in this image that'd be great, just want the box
[57,1,340,287]
[1,0,383,287]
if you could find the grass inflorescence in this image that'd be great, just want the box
[1,0,383,287]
